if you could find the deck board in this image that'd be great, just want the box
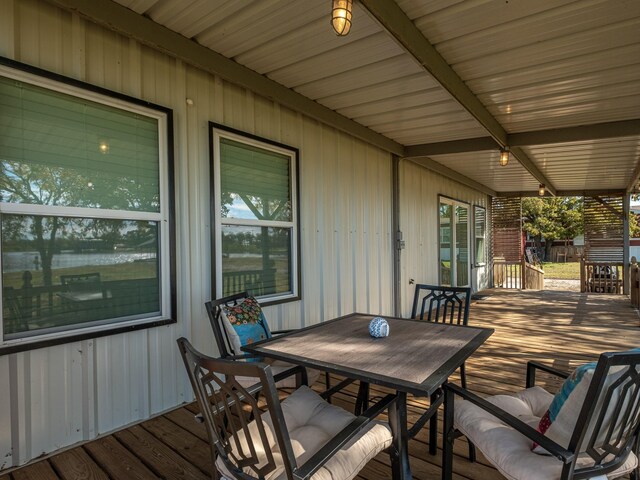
[3,289,639,480]
[48,449,109,480]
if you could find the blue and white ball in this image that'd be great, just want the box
[369,317,390,338]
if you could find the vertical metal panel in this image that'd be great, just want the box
[398,159,491,317]
[0,0,15,59]
[0,356,13,469]
[0,0,396,469]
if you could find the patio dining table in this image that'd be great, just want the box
[243,312,493,480]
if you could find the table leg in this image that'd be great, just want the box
[389,391,412,480]
[429,391,438,455]
[442,385,454,480]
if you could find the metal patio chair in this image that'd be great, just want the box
[410,284,474,457]
[206,292,360,399]
[177,337,397,480]
[443,350,640,479]
[410,283,471,387]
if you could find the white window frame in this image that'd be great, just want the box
[474,205,487,267]
[211,126,300,304]
[0,62,174,349]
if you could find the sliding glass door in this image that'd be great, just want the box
[439,197,470,287]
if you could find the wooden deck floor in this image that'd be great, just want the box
[3,289,640,480]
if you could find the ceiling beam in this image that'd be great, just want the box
[498,189,626,198]
[404,137,498,157]
[44,0,405,156]
[406,119,640,156]
[359,0,556,195]
[359,0,507,145]
[510,147,556,196]
[509,119,640,147]
[407,157,496,197]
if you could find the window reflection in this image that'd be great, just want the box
[2,214,160,338]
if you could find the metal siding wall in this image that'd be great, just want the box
[0,0,394,468]
[398,160,491,318]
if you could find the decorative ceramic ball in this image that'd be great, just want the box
[369,317,390,338]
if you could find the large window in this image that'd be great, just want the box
[0,60,174,349]
[474,205,487,266]
[211,125,299,303]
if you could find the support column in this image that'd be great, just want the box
[624,195,630,295]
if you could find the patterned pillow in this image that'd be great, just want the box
[220,296,271,362]
[532,361,596,453]
[533,350,640,454]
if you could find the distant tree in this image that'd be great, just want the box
[1,161,92,288]
[522,197,584,261]
[1,160,157,287]
[631,212,640,238]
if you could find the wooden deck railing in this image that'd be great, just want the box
[630,259,639,308]
[523,261,544,290]
[493,260,521,289]
[493,257,544,290]
[580,259,623,294]
[222,269,278,297]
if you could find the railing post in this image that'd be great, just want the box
[521,255,527,290]
[580,257,586,293]
[631,257,639,308]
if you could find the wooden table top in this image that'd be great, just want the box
[243,313,493,396]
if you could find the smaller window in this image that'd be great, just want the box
[211,125,300,304]
[474,206,487,266]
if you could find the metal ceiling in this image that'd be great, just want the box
[108,0,640,195]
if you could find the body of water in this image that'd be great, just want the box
[2,251,156,272]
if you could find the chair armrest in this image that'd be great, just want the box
[204,364,307,419]
[226,353,259,361]
[293,394,397,480]
[526,361,570,388]
[229,353,308,385]
[319,377,357,400]
[274,364,308,386]
[407,388,444,439]
[272,329,295,335]
[446,383,574,464]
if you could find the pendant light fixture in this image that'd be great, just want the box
[499,147,510,166]
[331,0,353,36]
[538,184,546,196]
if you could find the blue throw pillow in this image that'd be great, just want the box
[222,296,271,362]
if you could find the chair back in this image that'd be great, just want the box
[205,292,250,359]
[410,284,471,326]
[177,337,297,480]
[567,350,640,478]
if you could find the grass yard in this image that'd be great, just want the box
[541,261,580,279]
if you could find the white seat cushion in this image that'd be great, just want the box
[454,386,638,480]
[216,385,392,480]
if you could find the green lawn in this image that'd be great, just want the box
[541,261,580,280]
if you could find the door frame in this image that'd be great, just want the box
[438,195,471,287]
